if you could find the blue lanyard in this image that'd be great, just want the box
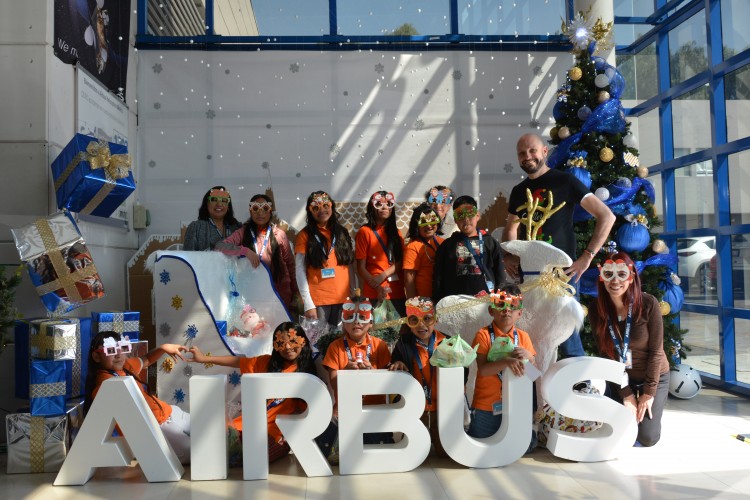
[462,233,490,285]
[250,225,272,257]
[372,227,393,264]
[411,333,436,403]
[343,338,372,362]
[314,233,336,260]
[267,398,285,410]
[209,218,226,239]
[608,302,632,364]
[423,236,439,262]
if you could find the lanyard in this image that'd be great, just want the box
[314,233,336,260]
[209,218,226,239]
[344,338,372,362]
[608,302,632,364]
[423,236,439,263]
[267,398,285,410]
[411,333,436,404]
[488,323,518,347]
[462,233,490,286]
[372,227,393,264]
[250,224,272,257]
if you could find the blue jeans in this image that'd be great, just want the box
[467,409,502,438]
[558,329,586,358]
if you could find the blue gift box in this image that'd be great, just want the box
[216,320,227,336]
[51,134,135,218]
[29,360,66,416]
[92,311,140,340]
[15,318,92,400]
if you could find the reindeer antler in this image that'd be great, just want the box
[515,188,566,240]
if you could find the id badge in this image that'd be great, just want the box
[492,401,503,416]
[625,349,633,369]
[423,385,431,402]
[485,280,494,292]
[321,268,336,279]
[387,274,399,282]
[621,371,629,388]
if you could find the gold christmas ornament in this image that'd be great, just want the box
[597,91,610,103]
[581,304,588,318]
[659,301,671,316]
[652,239,668,254]
[569,67,583,81]
[558,126,571,139]
[636,166,649,178]
[550,127,559,140]
[599,147,614,163]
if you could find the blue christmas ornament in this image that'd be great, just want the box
[569,167,592,189]
[614,177,632,189]
[553,101,566,120]
[592,56,607,70]
[616,217,650,253]
[577,106,592,121]
[659,275,685,314]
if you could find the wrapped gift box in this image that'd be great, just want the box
[29,360,66,416]
[6,400,84,474]
[15,318,92,400]
[92,311,140,341]
[51,134,135,217]
[30,320,78,361]
[11,212,105,314]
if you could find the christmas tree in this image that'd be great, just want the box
[547,12,686,366]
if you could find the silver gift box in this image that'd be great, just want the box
[12,212,83,262]
[30,320,78,361]
[6,400,84,474]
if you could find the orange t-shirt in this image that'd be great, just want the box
[402,236,443,298]
[355,225,406,300]
[295,225,351,307]
[406,331,447,412]
[234,355,305,443]
[471,324,536,412]
[322,333,391,405]
[93,357,172,424]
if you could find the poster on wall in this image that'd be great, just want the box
[54,0,131,101]
[77,65,129,146]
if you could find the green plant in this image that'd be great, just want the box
[0,265,23,352]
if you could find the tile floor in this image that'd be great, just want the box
[2,387,749,499]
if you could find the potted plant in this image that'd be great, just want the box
[0,265,23,353]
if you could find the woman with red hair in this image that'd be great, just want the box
[588,252,670,447]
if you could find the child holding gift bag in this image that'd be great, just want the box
[84,331,192,464]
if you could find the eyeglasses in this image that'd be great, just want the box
[453,206,478,221]
[250,202,272,213]
[371,192,395,210]
[97,336,132,356]
[489,291,523,311]
[418,212,440,227]
[599,260,633,282]
[208,196,230,204]
[406,314,436,327]
[309,201,332,213]
[341,302,373,323]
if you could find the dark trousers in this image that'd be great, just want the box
[606,371,670,447]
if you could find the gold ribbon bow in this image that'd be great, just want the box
[520,267,577,298]
[625,213,650,228]
[84,140,132,179]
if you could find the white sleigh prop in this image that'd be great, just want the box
[148,251,291,410]
[501,240,584,378]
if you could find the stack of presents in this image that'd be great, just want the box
[5,133,140,473]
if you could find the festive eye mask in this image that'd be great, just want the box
[428,188,453,205]
[250,202,272,213]
[341,298,373,323]
[309,193,332,213]
[273,329,306,352]
[489,290,524,311]
[208,196,230,204]
[406,314,436,327]
[418,212,440,227]
[371,192,395,210]
[453,205,478,222]
[98,336,132,356]
[599,259,633,282]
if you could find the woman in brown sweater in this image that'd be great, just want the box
[588,252,670,447]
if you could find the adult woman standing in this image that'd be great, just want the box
[295,191,355,327]
[183,186,241,251]
[403,203,443,299]
[588,252,670,447]
[215,194,298,311]
[355,191,406,315]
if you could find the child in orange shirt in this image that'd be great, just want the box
[403,204,443,299]
[388,296,449,455]
[295,191,355,327]
[355,191,406,315]
[85,331,191,464]
[322,295,393,445]
[468,284,536,445]
[188,322,318,462]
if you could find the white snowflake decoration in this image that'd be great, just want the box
[565,13,595,50]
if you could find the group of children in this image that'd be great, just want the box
[86,282,536,465]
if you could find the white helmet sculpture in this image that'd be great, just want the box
[668,364,702,399]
